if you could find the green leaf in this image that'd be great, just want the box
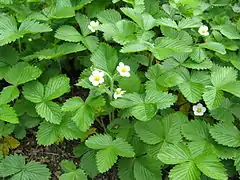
[169,161,200,180]
[43,0,75,19]
[200,42,226,55]
[4,62,42,86]
[194,154,228,180]
[179,81,204,103]
[44,75,70,100]
[85,134,113,149]
[55,25,82,42]
[118,159,134,180]
[37,122,59,145]
[62,97,84,111]
[156,71,184,87]
[135,119,163,145]
[134,156,162,180]
[96,147,118,173]
[19,20,52,33]
[60,160,76,173]
[220,81,240,98]
[203,87,223,110]
[120,7,143,29]
[0,104,18,123]
[142,13,156,30]
[118,73,141,93]
[210,123,240,147]
[131,104,157,122]
[181,120,210,141]
[111,93,143,109]
[189,47,207,63]
[211,66,237,88]
[178,18,202,29]
[90,43,118,74]
[112,138,135,157]
[157,18,178,29]
[97,9,121,24]
[36,101,62,124]
[0,154,50,179]
[219,24,240,39]
[0,85,19,105]
[23,81,44,103]
[75,13,91,36]
[158,143,191,164]
[72,105,94,132]
[60,169,87,180]
[80,150,99,178]
[0,121,15,136]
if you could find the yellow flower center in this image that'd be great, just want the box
[197,108,202,113]
[94,75,101,81]
[116,89,122,94]
[120,67,128,73]
[201,29,207,33]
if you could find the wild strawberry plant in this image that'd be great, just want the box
[0,0,240,179]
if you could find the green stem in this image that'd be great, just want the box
[148,54,154,67]
[18,39,22,52]
[96,118,107,132]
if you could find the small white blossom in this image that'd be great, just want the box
[28,38,32,42]
[88,20,100,32]
[89,70,104,86]
[198,25,209,36]
[117,62,130,77]
[114,88,126,99]
[193,103,207,116]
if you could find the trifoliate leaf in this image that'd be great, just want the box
[210,123,240,147]
[4,62,42,86]
[0,154,50,179]
[55,25,82,42]
[0,85,19,105]
[200,42,226,55]
[36,101,62,124]
[23,81,44,103]
[0,104,18,123]
[158,143,191,164]
[44,75,70,100]
[194,154,228,180]
[169,161,200,180]
[90,43,118,75]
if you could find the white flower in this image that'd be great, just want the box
[198,25,209,36]
[117,62,130,77]
[28,38,32,42]
[114,88,126,99]
[89,70,104,86]
[88,20,100,32]
[193,103,207,116]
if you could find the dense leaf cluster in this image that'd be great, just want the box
[0,0,240,179]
